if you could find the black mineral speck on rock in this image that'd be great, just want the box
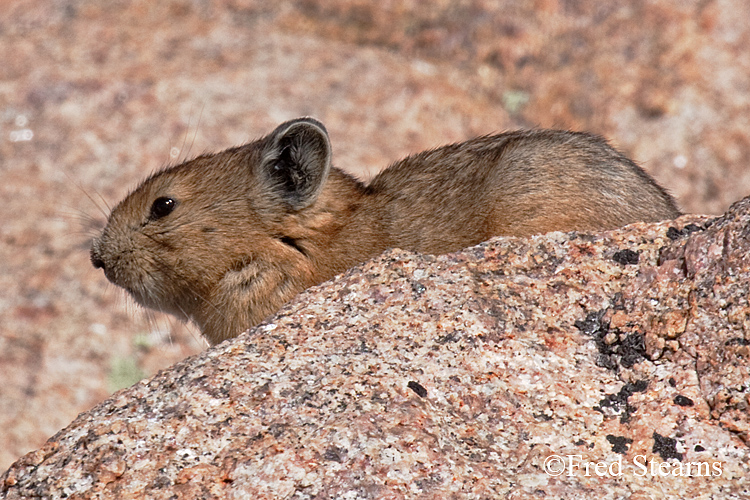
[666,223,704,240]
[666,227,681,240]
[617,333,646,368]
[575,309,646,371]
[323,446,347,463]
[612,249,640,265]
[407,380,427,398]
[653,432,684,461]
[606,434,633,454]
[574,309,607,336]
[595,380,649,424]
[673,395,694,407]
[683,223,704,234]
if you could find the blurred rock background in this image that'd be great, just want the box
[1,0,748,471]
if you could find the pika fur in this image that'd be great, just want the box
[90,118,680,345]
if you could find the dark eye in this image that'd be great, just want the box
[149,197,177,220]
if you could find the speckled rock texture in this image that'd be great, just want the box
[4,0,750,472]
[3,199,749,499]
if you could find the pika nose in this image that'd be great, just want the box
[90,244,106,270]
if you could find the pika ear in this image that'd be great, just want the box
[260,117,332,210]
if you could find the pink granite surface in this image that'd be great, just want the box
[1,0,750,476]
[2,203,749,498]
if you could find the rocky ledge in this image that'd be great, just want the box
[3,199,750,499]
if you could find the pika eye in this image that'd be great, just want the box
[149,197,177,220]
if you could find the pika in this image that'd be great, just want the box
[91,118,680,345]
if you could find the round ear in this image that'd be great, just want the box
[260,117,332,210]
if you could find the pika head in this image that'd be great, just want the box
[90,118,337,344]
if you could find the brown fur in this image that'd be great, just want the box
[91,118,680,344]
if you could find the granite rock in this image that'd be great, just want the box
[4,0,750,471]
[3,198,750,499]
